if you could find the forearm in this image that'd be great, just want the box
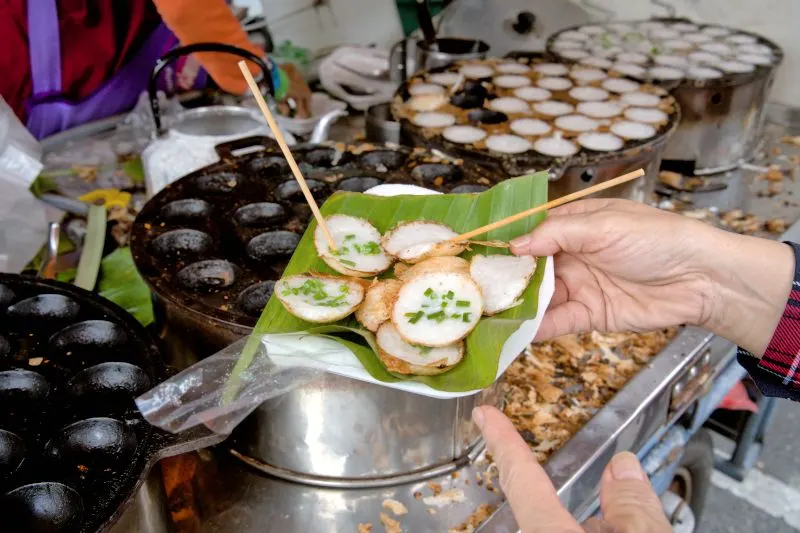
[152,0,268,95]
[697,226,794,355]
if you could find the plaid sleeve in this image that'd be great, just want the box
[737,241,800,401]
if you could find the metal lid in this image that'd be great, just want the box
[433,0,592,56]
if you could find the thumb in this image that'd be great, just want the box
[599,452,672,533]
[510,211,599,257]
[474,406,582,533]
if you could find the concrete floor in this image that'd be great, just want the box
[699,399,800,532]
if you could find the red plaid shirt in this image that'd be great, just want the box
[738,242,800,401]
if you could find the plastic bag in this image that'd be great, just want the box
[0,96,53,273]
[134,333,353,435]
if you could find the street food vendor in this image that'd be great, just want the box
[0,0,312,140]
[476,198,799,532]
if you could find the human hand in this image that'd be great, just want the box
[511,198,793,355]
[276,63,312,119]
[473,405,672,533]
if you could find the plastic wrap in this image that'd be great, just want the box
[135,334,348,435]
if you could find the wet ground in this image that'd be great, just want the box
[702,400,800,532]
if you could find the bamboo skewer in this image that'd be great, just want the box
[237,60,337,250]
[449,168,645,242]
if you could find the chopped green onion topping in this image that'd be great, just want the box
[456,300,470,307]
[424,288,435,298]
[280,278,351,307]
[462,313,471,323]
[339,259,356,267]
[426,310,446,322]
[444,290,454,300]
[345,234,356,241]
[405,311,424,324]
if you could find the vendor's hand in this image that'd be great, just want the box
[511,198,794,355]
[474,406,672,533]
[277,63,312,119]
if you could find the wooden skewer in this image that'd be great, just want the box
[449,168,645,242]
[237,61,337,250]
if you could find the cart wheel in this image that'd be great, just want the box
[669,428,714,525]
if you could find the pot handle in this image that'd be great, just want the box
[214,135,279,159]
[389,39,409,83]
[546,157,572,182]
[148,42,275,137]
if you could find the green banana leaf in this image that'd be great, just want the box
[98,247,155,327]
[247,172,549,392]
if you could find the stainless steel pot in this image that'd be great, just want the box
[547,130,675,203]
[660,71,779,174]
[365,103,401,144]
[230,376,502,487]
[545,20,784,176]
[389,37,490,83]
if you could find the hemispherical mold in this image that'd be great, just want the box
[159,199,212,221]
[234,203,286,227]
[247,231,301,261]
[66,362,151,401]
[46,417,137,470]
[410,164,464,187]
[0,429,25,476]
[0,283,14,310]
[300,147,340,168]
[6,294,80,322]
[0,335,10,359]
[151,229,214,258]
[194,171,239,194]
[450,184,488,194]
[0,369,49,403]
[237,281,277,317]
[250,156,289,174]
[468,109,508,125]
[360,151,408,171]
[337,177,384,193]
[449,91,485,109]
[50,320,129,357]
[275,179,327,202]
[176,260,238,292]
[3,482,84,533]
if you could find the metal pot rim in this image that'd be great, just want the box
[546,18,785,91]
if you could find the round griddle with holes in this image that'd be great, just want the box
[0,274,211,533]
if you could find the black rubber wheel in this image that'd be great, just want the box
[669,428,714,526]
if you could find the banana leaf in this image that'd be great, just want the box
[248,172,549,393]
[98,247,155,327]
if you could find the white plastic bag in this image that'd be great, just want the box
[0,97,54,273]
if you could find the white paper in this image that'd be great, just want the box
[255,183,555,399]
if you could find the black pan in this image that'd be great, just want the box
[0,274,222,533]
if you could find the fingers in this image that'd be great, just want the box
[599,452,672,533]
[535,300,593,341]
[473,406,582,533]
[510,198,649,257]
[582,517,620,533]
[510,211,599,257]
